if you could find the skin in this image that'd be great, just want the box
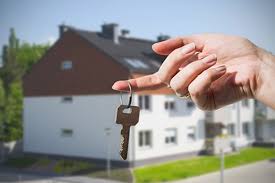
[112,34,275,110]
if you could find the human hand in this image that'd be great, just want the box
[112,34,275,110]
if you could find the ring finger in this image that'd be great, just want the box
[169,54,217,96]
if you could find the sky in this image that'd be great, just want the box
[0,0,275,56]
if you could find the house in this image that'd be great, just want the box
[23,23,255,167]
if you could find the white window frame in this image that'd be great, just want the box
[164,101,175,111]
[227,123,235,136]
[187,126,196,142]
[61,96,73,103]
[61,128,73,137]
[242,122,250,138]
[138,95,151,110]
[138,130,152,149]
[242,99,249,108]
[187,101,195,108]
[164,128,177,145]
[61,60,73,70]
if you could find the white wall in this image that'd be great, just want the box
[24,95,123,161]
[130,95,205,161]
[230,100,255,147]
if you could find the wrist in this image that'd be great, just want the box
[256,48,275,108]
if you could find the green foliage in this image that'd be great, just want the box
[16,42,49,74]
[0,28,49,142]
[4,82,23,141]
[54,159,94,174]
[5,156,38,169]
[134,147,275,183]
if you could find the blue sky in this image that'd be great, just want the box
[0,0,275,54]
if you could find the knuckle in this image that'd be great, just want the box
[188,84,200,98]
[170,78,185,94]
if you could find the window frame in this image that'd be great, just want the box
[138,130,152,149]
[61,128,73,137]
[61,60,73,70]
[186,126,197,142]
[61,96,73,103]
[227,123,235,136]
[164,128,177,145]
[242,122,250,137]
[138,95,151,110]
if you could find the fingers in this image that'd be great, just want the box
[188,65,227,110]
[112,73,165,92]
[169,54,217,95]
[157,43,196,84]
[152,35,206,55]
[112,43,196,92]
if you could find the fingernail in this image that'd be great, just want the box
[214,65,226,73]
[203,54,217,65]
[181,43,195,54]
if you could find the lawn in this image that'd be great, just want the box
[134,147,275,183]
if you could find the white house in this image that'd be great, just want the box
[23,23,255,167]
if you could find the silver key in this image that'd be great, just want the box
[116,105,140,160]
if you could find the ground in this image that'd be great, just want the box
[171,160,275,183]
[1,147,274,183]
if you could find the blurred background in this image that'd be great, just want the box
[0,0,275,183]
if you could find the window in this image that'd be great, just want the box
[227,123,235,136]
[124,58,149,69]
[164,128,177,145]
[138,130,152,148]
[138,95,150,110]
[61,60,73,70]
[242,99,249,107]
[61,129,73,137]
[242,122,250,137]
[164,101,175,110]
[187,101,195,108]
[187,126,196,142]
[61,96,73,103]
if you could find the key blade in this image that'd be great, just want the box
[120,126,130,160]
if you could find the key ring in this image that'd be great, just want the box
[120,81,132,108]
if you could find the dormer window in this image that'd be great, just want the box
[61,60,72,70]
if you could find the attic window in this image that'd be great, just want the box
[124,58,149,69]
[61,60,72,70]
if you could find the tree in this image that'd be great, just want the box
[0,28,49,142]
[0,28,21,94]
[0,79,5,141]
[4,82,23,141]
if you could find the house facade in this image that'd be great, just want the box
[23,23,255,167]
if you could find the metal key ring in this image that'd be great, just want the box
[120,81,132,108]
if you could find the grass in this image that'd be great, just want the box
[36,157,51,166]
[5,156,38,169]
[53,159,94,174]
[134,147,275,183]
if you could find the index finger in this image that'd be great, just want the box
[112,73,165,92]
[152,35,205,55]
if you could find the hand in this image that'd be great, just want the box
[112,34,275,110]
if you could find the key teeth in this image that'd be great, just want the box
[120,154,127,160]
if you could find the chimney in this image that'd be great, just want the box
[157,34,170,42]
[121,29,130,38]
[59,24,68,37]
[102,23,120,44]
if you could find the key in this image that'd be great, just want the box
[116,105,140,160]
